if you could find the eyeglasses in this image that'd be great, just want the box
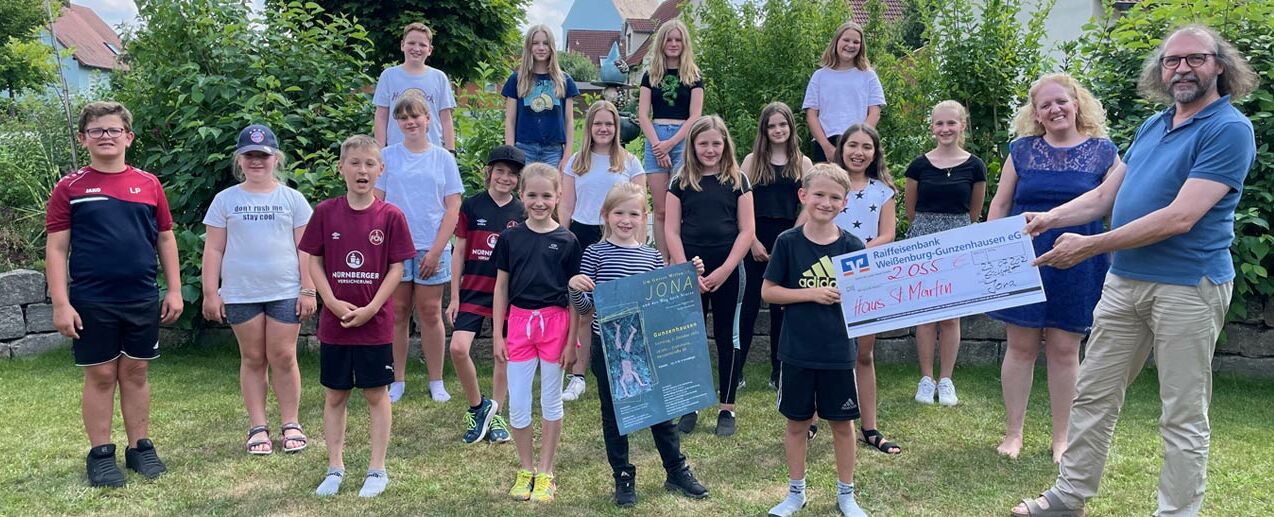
[84,127,127,139]
[1160,53,1214,69]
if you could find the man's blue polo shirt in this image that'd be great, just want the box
[1111,95,1255,286]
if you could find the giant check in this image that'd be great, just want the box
[832,215,1045,338]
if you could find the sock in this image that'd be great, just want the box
[837,480,854,496]
[837,481,866,517]
[767,478,807,517]
[315,467,344,496]
[429,380,451,402]
[388,381,405,403]
[358,469,390,498]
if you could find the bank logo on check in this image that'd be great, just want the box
[841,254,871,277]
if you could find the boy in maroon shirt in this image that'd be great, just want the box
[298,135,415,498]
[46,101,182,487]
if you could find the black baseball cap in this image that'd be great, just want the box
[237,124,278,155]
[486,145,525,169]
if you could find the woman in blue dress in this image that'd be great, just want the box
[987,73,1123,462]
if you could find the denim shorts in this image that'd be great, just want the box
[225,298,300,325]
[642,122,686,174]
[515,141,564,167]
[402,248,452,285]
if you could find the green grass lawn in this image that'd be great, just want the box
[2,345,1271,516]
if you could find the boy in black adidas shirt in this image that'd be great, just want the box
[762,164,867,517]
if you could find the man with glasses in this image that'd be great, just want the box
[1009,25,1259,517]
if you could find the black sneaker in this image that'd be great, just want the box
[86,444,125,487]
[676,411,698,434]
[125,439,167,479]
[664,466,708,499]
[715,410,737,437]
[614,471,637,507]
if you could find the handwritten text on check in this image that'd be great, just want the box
[832,215,1046,338]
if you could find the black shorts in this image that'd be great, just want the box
[452,311,508,338]
[319,343,394,390]
[777,362,860,421]
[72,299,161,366]
[569,221,603,248]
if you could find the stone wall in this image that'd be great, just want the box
[4,268,1272,377]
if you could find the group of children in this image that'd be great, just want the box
[49,17,998,517]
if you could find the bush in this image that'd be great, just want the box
[1070,0,1273,316]
[559,50,599,83]
[113,0,376,320]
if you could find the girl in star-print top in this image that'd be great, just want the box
[830,124,904,457]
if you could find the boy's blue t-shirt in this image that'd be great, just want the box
[1110,96,1255,286]
[373,65,457,146]
[501,72,579,145]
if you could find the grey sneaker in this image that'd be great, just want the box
[937,377,959,406]
[915,376,936,404]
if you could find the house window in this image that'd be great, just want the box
[104,43,119,55]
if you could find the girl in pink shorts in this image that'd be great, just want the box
[491,163,583,502]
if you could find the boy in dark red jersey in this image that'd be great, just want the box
[46,101,183,487]
[299,135,415,498]
[447,145,525,444]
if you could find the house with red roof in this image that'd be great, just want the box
[39,3,126,93]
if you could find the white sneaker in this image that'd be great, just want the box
[937,377,958,406]
[914,376,936,404]
[561,375,586,401]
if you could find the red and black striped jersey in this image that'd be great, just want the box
[454,191,523,316]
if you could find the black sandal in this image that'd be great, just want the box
[860,428,901,454]
[280,422,308,453]
[246,425,272,455]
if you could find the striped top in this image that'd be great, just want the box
[569,240,665,335]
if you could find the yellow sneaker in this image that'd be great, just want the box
[509,469,535,501]
[530,472,556,502]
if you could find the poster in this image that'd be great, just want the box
[833,215,1046,338]
[593,262,717,435]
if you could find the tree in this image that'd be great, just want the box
[304,0,529,82]
[0,0,58,98]
[558,50,598,83]
[114,0,377,316]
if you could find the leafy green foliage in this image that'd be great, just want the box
[454,62,508,194]
[558,50,599,83]
[0,93,84,268]
[305,0,528,83]
[1070,0,1274,317]
[0,0,58,98]
[112,0,376,320]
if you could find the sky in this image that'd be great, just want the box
[75,0,573,43]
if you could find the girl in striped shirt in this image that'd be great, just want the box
[568,183,708,507]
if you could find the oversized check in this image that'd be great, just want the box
[832,215,1045,338]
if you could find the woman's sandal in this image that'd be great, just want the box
[860,428,902,455]
[1011,492,1084,516]
[281,422,308,453]
[246,425,272,455]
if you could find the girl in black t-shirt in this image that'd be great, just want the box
[903,100,987,409]
[665,115,755,437]
[639,18,704,259]
[739,102,814,388]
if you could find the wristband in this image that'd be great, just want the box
[300,288,317,297]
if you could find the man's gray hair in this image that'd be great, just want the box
[1136,24,1259,104]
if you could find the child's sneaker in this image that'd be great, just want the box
[715,410,737,437]
[463,398,497,444]
[530,472,556,502]
[124,439,167,479]
[86,444,125,487]
[488,414,511,443]
[509,469,535,500]
[614,471,637,507]
[677,411,699,434]
[937,377,959,406]
[561,374,586,401]
[664,466,709,499]
[914,376,936,404]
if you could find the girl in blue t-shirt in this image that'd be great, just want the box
[503,24,579,169]
[638,18,704,259]
[201,124,315,456]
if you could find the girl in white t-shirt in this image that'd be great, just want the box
[202,124,315,456]
[558,100,646,402]
[803,21,886,163]
[831,124,903,456]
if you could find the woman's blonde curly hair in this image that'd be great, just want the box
[1010,73,1109,138]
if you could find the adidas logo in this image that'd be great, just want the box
[841,398,858,411]
[799,256,839,288]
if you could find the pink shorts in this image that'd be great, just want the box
[506,305,570,362]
